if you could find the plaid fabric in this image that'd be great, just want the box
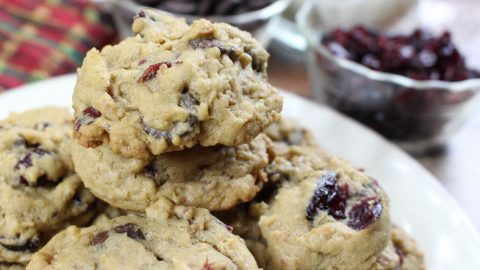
[0,0,117,92]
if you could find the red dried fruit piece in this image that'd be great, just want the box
[84,107,102,118]
[306,172,349,221]
[347,196,382,230]
[106,86,113,97]
[322,26,480,82]
[114,223,145,240]
[75,107,102,132]
[138,62,178,83]
[91,231,109,246]
[202,260,214,270]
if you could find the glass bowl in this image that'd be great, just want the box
[296,0,480,155]
[104,0,291,47]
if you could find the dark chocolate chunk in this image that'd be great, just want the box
[0,239,40,253]
[114,223,146,240]
[91,231,109,245]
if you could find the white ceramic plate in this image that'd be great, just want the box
[1,74,480,269]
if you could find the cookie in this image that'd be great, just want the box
[73,10,282,160]
[375,226,426,270]
[0,108,95,265]
[26,199,261,270]
[217,156,391,270]
[72,133,271,211]
[257,166,391,270]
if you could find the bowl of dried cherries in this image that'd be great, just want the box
[297,0,480,154]
[106,0,291,46]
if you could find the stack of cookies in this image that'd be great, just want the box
[0,10,425,270]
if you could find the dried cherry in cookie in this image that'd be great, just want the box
[306,172,349,221]
[347,196,383,231]
[74,107,101,132]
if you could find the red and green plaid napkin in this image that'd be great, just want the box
[0,0,117,92]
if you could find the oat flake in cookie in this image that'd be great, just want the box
[72,134,271,211]
[26,198,261,270]
[73,10,282,160]
[0,108,95,266]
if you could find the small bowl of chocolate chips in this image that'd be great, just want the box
[107,0,291,46]
[297,0,480,155]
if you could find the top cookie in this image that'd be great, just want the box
[73,10,282,160]
[26,199,261,270]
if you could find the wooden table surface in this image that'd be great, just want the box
[267,42,480,232]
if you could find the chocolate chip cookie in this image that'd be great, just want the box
[72,134,271,211]
[26,198,261,270]
[0,108,95,265]
[73,10,282,160]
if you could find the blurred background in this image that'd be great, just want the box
[1,0,480,227]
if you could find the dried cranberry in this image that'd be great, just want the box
[306,172,349,221]
[202,260,214,270]
[106,86,113,97]
[138,62,179,83]
[0,239,40,253]
[347,196,382,230]
[321,26,480,82]
[91,231,109,245]
[114,223,145,240]
[84,107,102,118]
[75,107,101,131]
